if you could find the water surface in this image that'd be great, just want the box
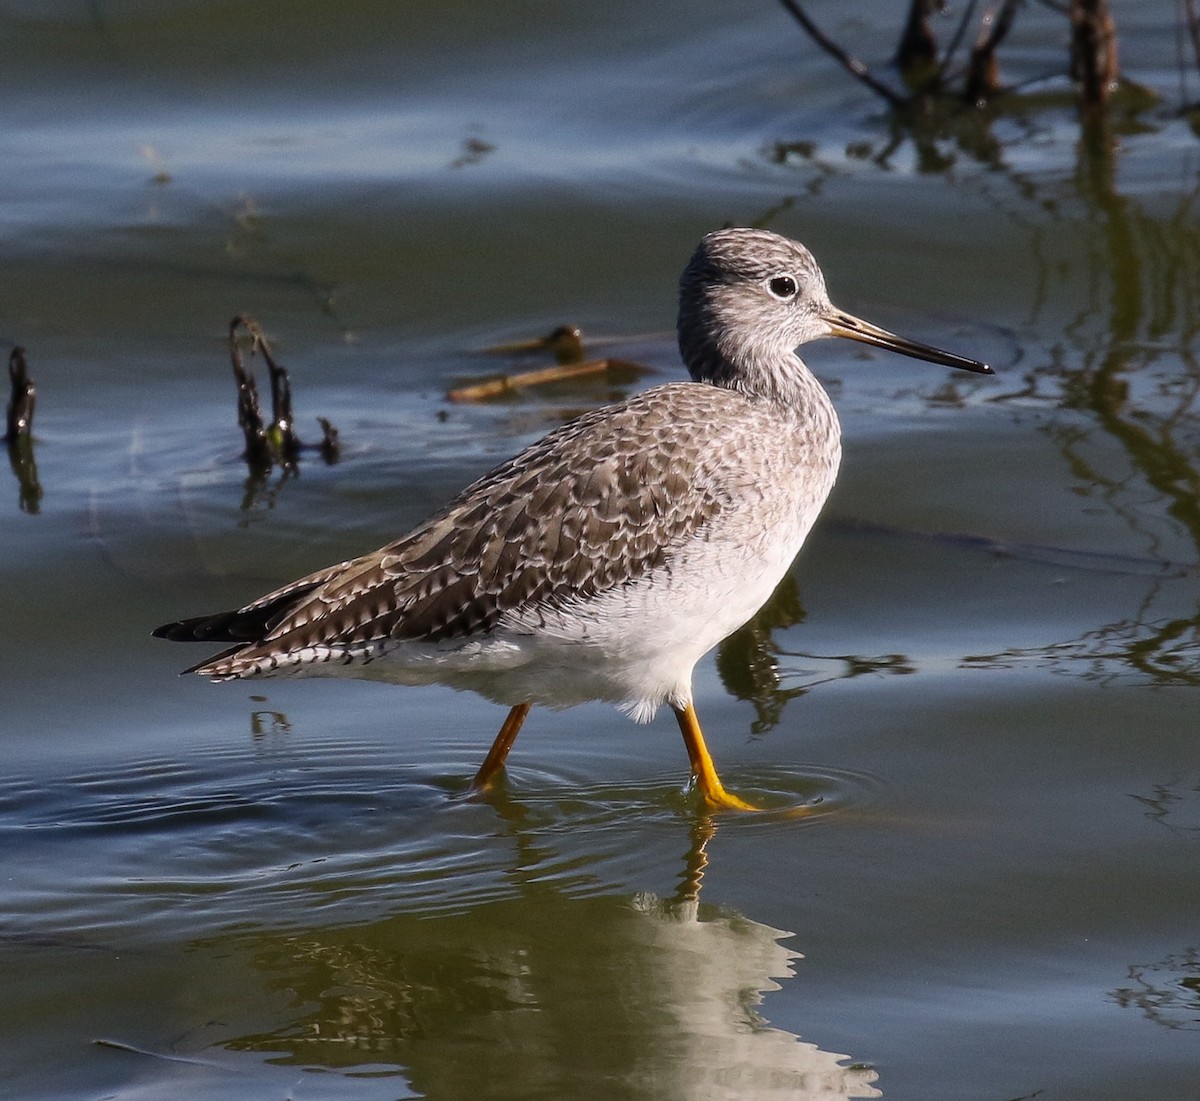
[2,2,1199,1099]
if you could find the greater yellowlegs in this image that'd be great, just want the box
[155,228,991,810]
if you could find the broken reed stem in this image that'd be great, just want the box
[252,325,301,462]
[228,316,273,469]
[316,416,340,462]
[895,0,942,89]
[965,0,1023,104]
[6,347,36,441]
[5,347,42,513]
[1185,0,1200,79]
[936,0,980,88]
[447,359,636,403]
[227,314,339,470]
[1069,0,1120,109]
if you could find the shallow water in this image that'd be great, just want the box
[3,2,1200,1098]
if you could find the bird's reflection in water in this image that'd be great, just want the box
[221,815,880,1099]
[623,817,881,1098]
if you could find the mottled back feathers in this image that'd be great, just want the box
[156,383,778,677]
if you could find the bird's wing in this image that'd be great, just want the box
[162,384,749,668]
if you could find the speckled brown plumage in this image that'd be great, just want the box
[155,382,824,680]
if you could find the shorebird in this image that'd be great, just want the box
[155,228,990,810]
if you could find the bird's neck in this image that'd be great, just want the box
[679,323,835,416]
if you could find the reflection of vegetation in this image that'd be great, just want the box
[1128,776,1200,834]
[716,573,807,733]
[5,434,41,515]
[960,114,1200,685]
[249,709,292,739]
[449,135,496,169]
[771,74,1159,182]
[716,572,915,732]
[767,7,1200,687]
[961,598,1200,684]
[1111,947,1200,1031]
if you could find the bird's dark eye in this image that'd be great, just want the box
[767,275,798,300]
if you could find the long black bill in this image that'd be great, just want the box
[823,306,993,375]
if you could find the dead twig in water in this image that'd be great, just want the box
[449,325,649,402]
[5,347,43,514]
[483,325,586,366]
[5,346,36,441]
[779,0,1141,119]
[228,319,273,470]
[895,0,946,92]
[447,358,646,403]
[1185,0,1200,80]
[964,0,1023,105]
[935,0,981,89]
[227,315,340,471]
[1069,0,1120,109]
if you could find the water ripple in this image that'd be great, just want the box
[0,742,880,944]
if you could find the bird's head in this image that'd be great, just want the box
[678,228,991,402]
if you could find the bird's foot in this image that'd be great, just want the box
[690,774,761,812]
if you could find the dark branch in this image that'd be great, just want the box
[1186,0,1200,91]
[6,346,36,441]
[936,0,980,85]
[1069,0,1120,109]
[228,316,273,470]
[775,0,907,108]
[965,0,1023,104]
[5,346,42,512]
[895,0,941,75]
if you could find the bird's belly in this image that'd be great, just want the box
[263,472,832,720]
[491,504,818,718]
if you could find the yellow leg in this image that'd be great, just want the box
[672,703,758,811]
[471,702,532,791]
